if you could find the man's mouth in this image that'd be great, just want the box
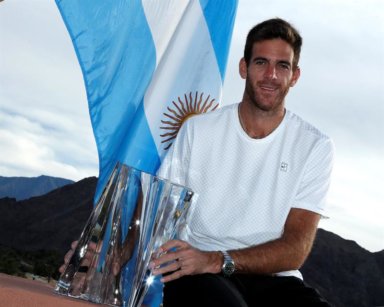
[259,84,279,92]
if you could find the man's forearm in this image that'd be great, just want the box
[151,209,320,280]
[229,237,307,275]
[226,208,321,275]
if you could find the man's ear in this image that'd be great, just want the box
[290,66,301,87]
[239,58,247,79]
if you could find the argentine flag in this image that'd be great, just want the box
[56,0,237,305]
[56,0,237,202]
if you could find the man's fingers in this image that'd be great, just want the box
[161,269,185,283]
[152,259,180,275]
[160,239,188,252]
[71,240,78,249]
[64,249,74,264]
[87,241,99,253]
[59,264,66,273]
[150,239,189,266]
[60,241,101,275]
[63,240,79,265]
[150,248,184,269]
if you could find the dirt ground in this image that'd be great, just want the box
[0,273,96,307]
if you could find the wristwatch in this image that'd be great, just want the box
[221,250,235,276]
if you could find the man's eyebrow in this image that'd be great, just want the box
[252,56,268,62]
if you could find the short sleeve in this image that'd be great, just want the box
[156,120,191,187]
[292,137,335,217]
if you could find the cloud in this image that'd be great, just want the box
[0,109,98,181]
[322,151,384,252]
[0,0,98,181]
[320,204,383,252]
[0,0,383,251]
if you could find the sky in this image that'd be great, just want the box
[0,0,383,252]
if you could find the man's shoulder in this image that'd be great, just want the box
[285,110,331,142]
[186,103,237,127]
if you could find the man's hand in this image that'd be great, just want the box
[59,240,78,273]
[58,240,102,296]
[59,240,100,273]
[149,240,222,283]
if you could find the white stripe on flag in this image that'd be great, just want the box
[142,0,189,68]
[142,0,222,158]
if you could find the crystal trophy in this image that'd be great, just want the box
[55,163,194,306]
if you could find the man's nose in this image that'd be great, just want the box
[265,64,277,80]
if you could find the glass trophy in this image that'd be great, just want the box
[55,163,194,306]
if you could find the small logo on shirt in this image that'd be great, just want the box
[280,162,288,172]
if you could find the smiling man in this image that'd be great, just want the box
[154,18,334,306]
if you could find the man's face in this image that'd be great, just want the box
[240,39,300,113]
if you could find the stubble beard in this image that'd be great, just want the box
[245,78,290,113]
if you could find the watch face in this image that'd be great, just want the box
[223,261,235,275]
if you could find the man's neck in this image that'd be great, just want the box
[238,102,285,139]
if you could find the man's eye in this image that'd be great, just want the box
[279,63,290,70]
[254,60,265,65]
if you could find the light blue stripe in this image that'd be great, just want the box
[118,102,161,175]
[199,0,238,80]
[56,0,159,200]
[57,1,162,305]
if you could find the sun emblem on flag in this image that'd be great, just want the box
[160,91,218,150]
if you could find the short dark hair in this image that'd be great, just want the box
[244,18,302,68]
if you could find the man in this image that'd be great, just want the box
[151,18,334,306]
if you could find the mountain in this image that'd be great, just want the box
[0,175,74,201]
[301,229,384,307]
[0,177,96,254]
[0,178,383,307]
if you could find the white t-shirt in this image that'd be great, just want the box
[158,103,334,278]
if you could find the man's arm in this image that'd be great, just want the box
[150,208,320,282]
[230,208,320,274]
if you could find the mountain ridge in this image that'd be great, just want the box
[0,177,383,306]
[0,175,74,201]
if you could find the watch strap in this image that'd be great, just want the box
[221,250,235,276]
